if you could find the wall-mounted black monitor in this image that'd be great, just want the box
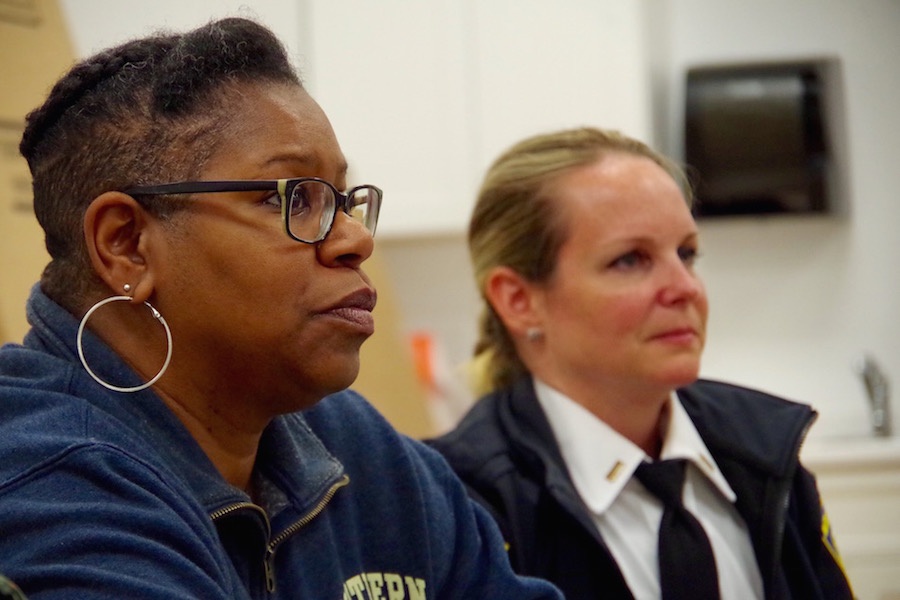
[684,59,841,218]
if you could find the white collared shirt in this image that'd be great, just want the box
[534,378,764,600]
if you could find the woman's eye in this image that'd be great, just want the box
[610,251,648,270]
[678,246,700,265]
[288,191,311,217]
[262,192,282,209]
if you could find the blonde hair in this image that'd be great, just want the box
[468,126,692,395]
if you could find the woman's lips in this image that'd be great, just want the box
[321,288,377,333]
[651,327,698,345]
[328,306,375,330]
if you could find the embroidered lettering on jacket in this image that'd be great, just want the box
[342,572,426,600]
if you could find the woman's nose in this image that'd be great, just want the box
[316,210,375,268]
[658,259,704,305]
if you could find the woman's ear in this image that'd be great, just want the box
[483,266,542,338]
[83,192,155,301]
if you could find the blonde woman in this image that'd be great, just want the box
[428,127,852,600]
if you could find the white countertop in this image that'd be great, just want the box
[801,435,900,470]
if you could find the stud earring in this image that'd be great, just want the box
[526,327,544,342]
[123,283,132,294]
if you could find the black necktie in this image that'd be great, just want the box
[634,459,720,600]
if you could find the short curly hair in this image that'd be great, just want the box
[20,17,301,311]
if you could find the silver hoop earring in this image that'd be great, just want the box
[76,295,173,393]
[526,327,544,342]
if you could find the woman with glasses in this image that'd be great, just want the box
[427,127,854,600]
[0,18,562,600]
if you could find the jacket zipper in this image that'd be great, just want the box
[263,474,350,593]
[207,475,349,594]
[766,413,817,596]
[209,502,273,595]
[209,501,271,529]
[776,413,816,534]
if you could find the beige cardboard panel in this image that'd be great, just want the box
[1,0,74,343]
[0,122,47,343]
[0,0,75,121]
[354,251,434,438]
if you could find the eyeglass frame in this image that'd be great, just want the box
[123,177,383,244]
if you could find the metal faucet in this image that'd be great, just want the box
[856,355,892,437]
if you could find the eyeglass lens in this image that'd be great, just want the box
[288,180,379,242]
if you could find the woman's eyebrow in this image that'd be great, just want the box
[261,154,350,180]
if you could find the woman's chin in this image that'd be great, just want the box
[654,362,702,389]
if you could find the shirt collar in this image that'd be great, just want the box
[662,394,736,502]
[533,377,736,515]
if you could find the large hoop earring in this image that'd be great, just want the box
[76,295,173,393]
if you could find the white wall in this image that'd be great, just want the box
[58,0,900,441]
[59,0,306,69]
[651,0,900,441]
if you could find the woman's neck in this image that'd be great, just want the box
[538,374,671,459]
[155,386,264,493]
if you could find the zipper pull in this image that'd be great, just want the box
[264,550,276,593]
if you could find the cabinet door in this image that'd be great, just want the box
[307,0,473,237]
[308,0,651,237]
[470,1,651,177]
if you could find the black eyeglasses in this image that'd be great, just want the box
[124,178,382,244]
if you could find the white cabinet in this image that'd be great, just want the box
[306,0,651,237]
[802,438,900,600]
